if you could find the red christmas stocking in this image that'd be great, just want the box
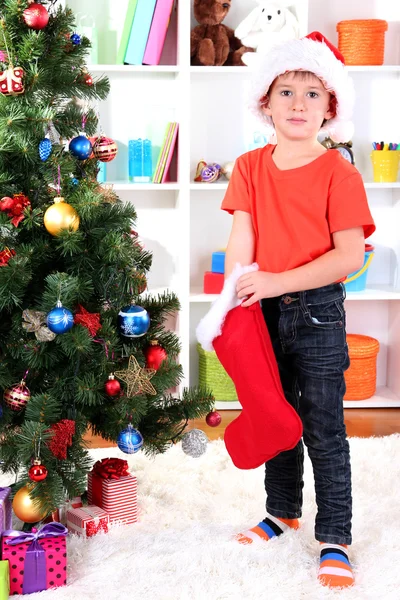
[197,264,302,470]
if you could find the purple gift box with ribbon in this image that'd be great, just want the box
[1,522,68,595]
[0,488,11,533]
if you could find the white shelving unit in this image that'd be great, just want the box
[65,0,400,410]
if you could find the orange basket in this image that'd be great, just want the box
[344,334,380,400]
[336,20,388,65]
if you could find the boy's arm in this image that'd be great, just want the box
[237,226,365,305]
[225,210,255,278]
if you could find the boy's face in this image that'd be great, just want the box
[261,71,335,142]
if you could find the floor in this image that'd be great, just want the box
[85,408,400,448]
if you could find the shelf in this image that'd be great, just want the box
[190,285,400,303]
[190,65,400,75]
[88,65,180,74]
[214,387,400,410]
[102,182,180,191]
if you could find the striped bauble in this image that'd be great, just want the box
[92,136,118,163]
[4,381,31,411]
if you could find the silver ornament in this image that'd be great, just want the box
[181,429,208,458]
[221,161,235,180]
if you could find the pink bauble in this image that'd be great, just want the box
[93,136,118,163]
[205,410,222,427]
[4,382,31,411]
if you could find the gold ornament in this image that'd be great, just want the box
[12,485,47,523]
[114,355,157,397]
[43,196,79,236]
[22,309,56,342]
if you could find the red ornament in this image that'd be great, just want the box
[74,304,101,337]
[0,193,30,226]
[0,66,24,95]
[0,247,16,267]
[23,3,49,30]
[104,374,121,397]
[92,136,118,163]
[28,459,48,482]
[84,73,93,86]
[136,272,147,294]
[206,410,222,427]
[4,380,30,411]
[145,341,167,371]
[48,419,76,460]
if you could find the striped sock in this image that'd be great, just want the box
[318,543,354,588]
[235,513,300,545]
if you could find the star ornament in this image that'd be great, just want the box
[114,355,157,397]
[74,304,101,337]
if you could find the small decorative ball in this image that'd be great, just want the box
[28,459,48,482]
[136,272,147,294]
[46,301,74,334]
[118,304,150,338]
[71,178,79,186]
[201,163,222,183]
[181,429,208,457]
[12,485,47,523]
[104,374,121,397]
[0,404,3,418]
[70,33,82,45]
[4,381,30,412]
[23,3,49,30]
[92,136,118,163]
[69,135,92,160]
[44,196,80,236]
[38,138,52,161]
[145,341,167,371]
[206,410,222,427]
[221,161,235,180]
[84,73,93,86]
[117,424,143,454]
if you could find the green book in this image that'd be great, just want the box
[116,0,138,65]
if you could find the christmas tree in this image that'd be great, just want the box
[0,0,213,522]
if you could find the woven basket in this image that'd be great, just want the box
[336,20,388,65]
[197,343,237,401]
[344,334,380,400]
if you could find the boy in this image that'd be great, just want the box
[221,32,375,588]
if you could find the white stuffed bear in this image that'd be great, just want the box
[235,0,300,66]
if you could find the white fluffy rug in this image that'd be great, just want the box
[2,435,400,600]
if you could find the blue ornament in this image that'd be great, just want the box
[117,424,143,454]
[69,135,92,160]
[70,33,81,45]
[71,177,79,186]
[0,404,3,419]
[118,304,150,338]
[39,138,52,161]
[46,301,74,334]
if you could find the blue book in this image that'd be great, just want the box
[124,0,158,65]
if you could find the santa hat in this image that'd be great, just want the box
[248,31,355,143]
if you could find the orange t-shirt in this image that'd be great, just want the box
[221,144,375,274]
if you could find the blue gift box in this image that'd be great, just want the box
[211,251,225,274]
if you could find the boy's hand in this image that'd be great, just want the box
[236,271,284,307]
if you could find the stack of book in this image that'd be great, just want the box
[153,122,179,183]
[117,0,175,66]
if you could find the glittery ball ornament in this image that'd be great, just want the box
[200,163,222,183]
[69,135,92,160]
[205,410,222,427]
[39,138,52,161]
[104,374,121,397]
[181,429,208,457]
[221,161,235,180]
[28,459,48,482]
[12,485,47,523]
[117,424,144,454]
[46,300,74,334]
[4,379,31,412]
[145,341,167,371]
[44,196,80,236]
[92,136,118,163]
[23,3,49,30]
[70,33,82,45]
[118,304,150,338]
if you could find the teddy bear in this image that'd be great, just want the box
[191,0,253,66]
[235,0,300,66]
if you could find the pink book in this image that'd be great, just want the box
[143,0,175,65]
[161,123,179,183]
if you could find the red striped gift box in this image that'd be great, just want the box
[66,505,109,537]
[87,458,138,525]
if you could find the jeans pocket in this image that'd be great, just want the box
[303,299,344,330]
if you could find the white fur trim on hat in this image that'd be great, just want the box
[196,263,259,352]
[248,36,355,143]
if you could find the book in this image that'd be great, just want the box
[143,0,175,66]
[124,0,158,65]
[161,122,178,183]
[116,0,138,65]
[152,122,175,183]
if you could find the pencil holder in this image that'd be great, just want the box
[370,150,400,183]
[336,20,388,65]
[344,244,374,292]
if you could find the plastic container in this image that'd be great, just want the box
[129,138,153,183]
[371,150,400,183]
[197,343,237,402]
[344,244,374,292]
[336,20,388,65]
[344,334,380,400]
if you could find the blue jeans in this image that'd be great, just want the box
[261,283,352,545]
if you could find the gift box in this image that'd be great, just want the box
[66,505,109,537]
[0,561,9,600]
[1,523,67,595]
[0,487,12,533]
[204,271,224,294]
[88,458,138,525]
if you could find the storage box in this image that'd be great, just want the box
[344,334,380,400]
[0,561,9,600]
[211,251,225,274]
[0,487,11,534]
[197,343,238,401]
[204,272,224,294]
[336,19,388,66]
[66,504,109,537]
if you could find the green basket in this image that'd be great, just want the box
[197,343,237,401]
